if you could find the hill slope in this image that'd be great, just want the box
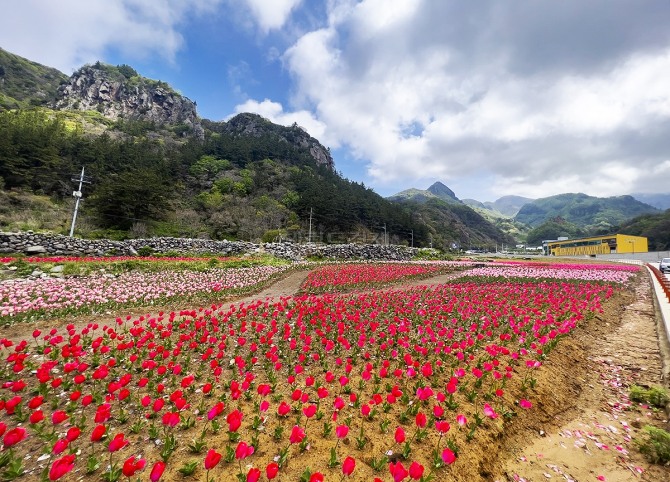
[0,47,67,110]
[515,193,658,231]
[618,210,670,251]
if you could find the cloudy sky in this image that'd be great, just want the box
[2,0,670,201]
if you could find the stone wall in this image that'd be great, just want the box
[0,232,417,261]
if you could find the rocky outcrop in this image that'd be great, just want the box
[221,113,334,170]
[53,64,203,138]
[0,232,416,261]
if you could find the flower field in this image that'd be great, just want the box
[0,260,639,481]
[299,262,464,294]
[0,265,294,323]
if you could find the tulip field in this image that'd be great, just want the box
[0,258,642,481]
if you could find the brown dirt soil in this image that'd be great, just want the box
[3,268,670,481]
[494,272,670,482]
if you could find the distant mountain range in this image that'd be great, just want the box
[389,182,667,248]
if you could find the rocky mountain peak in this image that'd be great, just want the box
[53,62,203,138]
[222,113,334,170]
[427,181,459,201]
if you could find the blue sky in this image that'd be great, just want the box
[3,0,670,202]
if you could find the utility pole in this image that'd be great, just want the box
[383,223,387,246]
[69,167,91,237]
[411,230,414,248]
[308,208,313,243]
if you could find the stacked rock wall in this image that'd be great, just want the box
[0,232,417,261]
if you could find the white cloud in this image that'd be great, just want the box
[0,0,222,73]
[243,0,303,33]
[278,0,670,199]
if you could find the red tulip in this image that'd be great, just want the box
[122,455,146,477]
[63,427,80,443]
[108,433,129,452]
[342,456,356,476]
[235,441,255,460]
[52,438,69,455]
[309,473,324,482]
[49,454,75,481]
[3,427,27,448]
[204,449,222,470]
[161,411,180,428]
[441,447,456,465]
[415,412,427,428]
[30,410,44,424]
[207,401,224,420]
[51,410,68,425]
[91,424,106,442]
[394,426,406,444]
[150,461,166,481]
[389,460,409,482]
[277,401,291,417]
[227,409,243,432]
[289,425,306,444]
[519,399,532,409]
[247,467,261,482]
[303,404,317,418]
[94,404,112,423]
[409,461,424,480]
[266,462,280,479]
[336,424,349,439]
[435,420,450,434]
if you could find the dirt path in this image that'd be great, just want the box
[496,274,670,481]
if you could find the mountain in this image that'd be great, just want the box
[388,181,460,204]
[54,62,204,137]
[485,195,534,217]
[426,181,459,202]
[515,193,659,231]
[631,193,670,210]
[391,198,516,250]
[1,48,506,248]
[0,47,68,110]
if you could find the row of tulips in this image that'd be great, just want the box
[299,262,463,293]
[454,263,637,284]
[0,265,294,321]
[0,261,636,480]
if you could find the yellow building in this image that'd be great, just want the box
[545,234,648,256]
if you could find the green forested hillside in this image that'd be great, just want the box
[0,108,430,244]
[515,193,658,231]
[618,210,670,251]
[0,48,67,110]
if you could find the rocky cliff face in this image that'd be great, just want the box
[222,113,334,170]
[53,64,203,138]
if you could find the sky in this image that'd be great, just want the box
[2,0,670,202]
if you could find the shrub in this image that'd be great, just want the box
[630,385,669,408]
[636,425,670,464]
[136,246,155,257]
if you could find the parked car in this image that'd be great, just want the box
[660,258,670,273]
